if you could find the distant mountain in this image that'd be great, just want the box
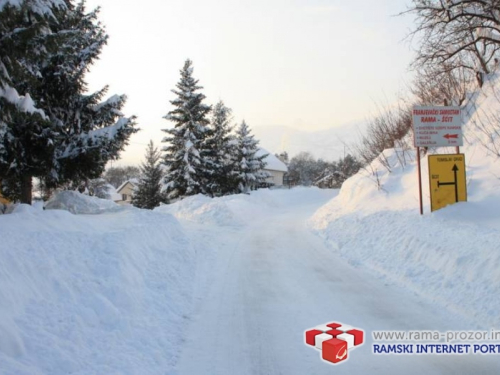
[252,121,368,161]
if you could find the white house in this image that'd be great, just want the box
[256,148,288,187]
[115,179,138,205]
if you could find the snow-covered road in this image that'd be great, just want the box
[172,190,500,375]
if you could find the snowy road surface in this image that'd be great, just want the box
[172,190,500,375]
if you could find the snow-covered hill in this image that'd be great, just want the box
[310,73,500,329]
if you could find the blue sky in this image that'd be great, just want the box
[85,0,415,165]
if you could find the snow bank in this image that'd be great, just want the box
[310,74,500,328]
[45,190,124,215]
[0,205,195,374]
[156,187,333,226]
[155,194,239,226]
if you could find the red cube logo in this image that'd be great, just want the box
[304,321,364,365]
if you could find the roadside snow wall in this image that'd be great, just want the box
[0,201,195,375]
[310,73,500,329]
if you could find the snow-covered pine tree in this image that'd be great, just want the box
[0,0,137,203]
[39,1,137,191]
[132,140,167,209]
[205,100,238,196]
[234,120,269,193]
[0,0,65,202]
[162,59,212,200]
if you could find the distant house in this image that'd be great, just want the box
[115,179,138,205]
[257,148,288,187]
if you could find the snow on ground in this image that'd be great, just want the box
[1,182,500,374]
[171,187,500,375]
[0,200,195,375]
[155,187,331,227]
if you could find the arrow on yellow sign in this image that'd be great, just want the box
[437,164,459,203]
[428,155,467,212]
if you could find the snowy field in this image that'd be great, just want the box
[1,182,500,374]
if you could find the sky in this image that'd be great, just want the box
[84,0,416,166]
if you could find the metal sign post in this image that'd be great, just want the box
[416,146,423,215]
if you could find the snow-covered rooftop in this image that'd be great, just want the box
[116,179,138,193]
[256,148,288,172]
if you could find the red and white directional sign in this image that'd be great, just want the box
[413,106,463,147]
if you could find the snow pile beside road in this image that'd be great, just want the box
[0,203,195,374]
[157,187,334,226]
[45,190,123,214]
[311,76,500,328]
[155,194,242,226]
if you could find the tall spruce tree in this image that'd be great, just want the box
[0,0,64,202]
[132,140,166,209]
[0,0,137,203]
[162,59,212,200]
[234,120,268,193]
[205,100,237,196]
[40,1,137,192]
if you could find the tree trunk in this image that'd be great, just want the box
[20,175,33,204]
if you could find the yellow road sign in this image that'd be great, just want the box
[428,154,467,212]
